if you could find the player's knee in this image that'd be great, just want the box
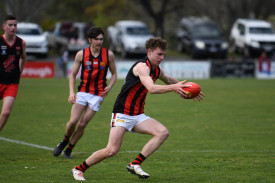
[1,110,11,118]
[158,128,170,141]
[67,119,78,127]
[77,122,88,131]
[105,147,119,158]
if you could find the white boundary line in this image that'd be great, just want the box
[1,136,275,153]
[0,136,54,151]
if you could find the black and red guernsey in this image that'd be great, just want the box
[0,35,23,84]
[78,47,109,96]
[113,57,160,116]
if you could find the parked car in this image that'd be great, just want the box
[229,18,275,57]
[107,20,153,58]
[176,17,228,59]
[16,22,49,57]
[47,22,93,53]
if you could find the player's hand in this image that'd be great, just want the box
[100,86,111,98]
[175,80,189,98]
[193,92,205,102]
[68,93,76,104]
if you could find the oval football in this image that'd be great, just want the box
[183,82,201,99]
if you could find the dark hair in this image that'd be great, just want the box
[4,15,16,23]
[87,26,104,39]
[145,37,168,51]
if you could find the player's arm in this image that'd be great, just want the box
[134,63,187,97]
[101,50,117,98]
[159,68,205,102]
[68,50,82,104]
[19,40,27,73]
[158,68,180,85]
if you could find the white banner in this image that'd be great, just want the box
[161,61,210,79]
[68,60,211,79]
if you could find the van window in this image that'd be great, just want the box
[249,27,274,34]
[237,23,245,35]
[17,28,41,35]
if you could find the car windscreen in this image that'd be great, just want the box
[193,24,220,38]
[249,27,274,34]
[17,28,41,35]
[126,26,150,35]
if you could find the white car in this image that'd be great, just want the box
[107,20,153,58]
[229,19,275,57]
[16,22,49,57]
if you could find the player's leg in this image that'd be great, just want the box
[0,96,15,132]
[133,118,169,157]
[64,106,96,158]
[72,126,126,180]
[127,118,169,178]
[65,103,87,137]
[53,103,85,157]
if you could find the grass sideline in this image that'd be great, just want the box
[0,78,275,183]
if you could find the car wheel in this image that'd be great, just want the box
[109,39,115,52]
[244,45,251,58]
[177,41,185,52]
[121,46,129,58]
[229,39,238,53]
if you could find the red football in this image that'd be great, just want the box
[183,82,201,99]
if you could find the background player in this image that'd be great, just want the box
[71,37,204,180]
[53,27,117,158]
[0,15,26,132]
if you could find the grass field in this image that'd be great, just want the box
[0,78,275,183]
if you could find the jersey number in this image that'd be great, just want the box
[3,55,15,72]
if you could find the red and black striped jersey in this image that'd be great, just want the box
[113,57,160,116]
[78,47,109,96]
[0,35,23,84]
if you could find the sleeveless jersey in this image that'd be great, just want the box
[0,35,23,84]
[78,47,109,96]
[113,58,160,116]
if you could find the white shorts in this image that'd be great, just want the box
[111,113,150,132]
[76,92,103,112]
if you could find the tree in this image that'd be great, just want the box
[137,0,186,38]
[2,0,54,22]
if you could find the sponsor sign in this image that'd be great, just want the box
[256,61,275,79]
[22,61,54,78]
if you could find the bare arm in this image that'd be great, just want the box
[133,63,187,97]
[100,50,117,98]
[158,68,179,85]
[68,50,82,104]
[19,40,27,73]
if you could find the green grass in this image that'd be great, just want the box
[0,78,275,183]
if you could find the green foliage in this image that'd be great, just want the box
[0,78,275,182]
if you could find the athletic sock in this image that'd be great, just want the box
[131,153,146,165]
[75,161,90,172]
[63,135,70,144]
[67,143,75,150]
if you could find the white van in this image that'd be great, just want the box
[16,22,49,57]
[229,19,275,57]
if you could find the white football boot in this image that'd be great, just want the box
[126,163,150,179]
[71,167,86,181]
